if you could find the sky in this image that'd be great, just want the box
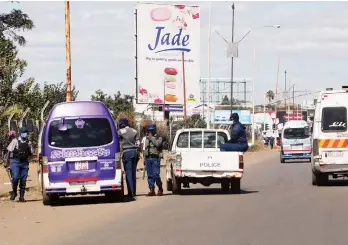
[1,1,348,105]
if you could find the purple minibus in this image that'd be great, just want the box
[38,101,123,205]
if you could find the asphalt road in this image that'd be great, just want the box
[48,151,348,245]
[3,150,348,245]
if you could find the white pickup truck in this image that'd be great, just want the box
[166,128,244,194]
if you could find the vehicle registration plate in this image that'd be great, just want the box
[70,181,96,186]
[291,145,302,150]
[75,161,89,171]
[327,152,344,157]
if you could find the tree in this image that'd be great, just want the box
[91,89,134,120]
[221,95,230,105]
[0,9,34,107]
[266,90,275,104]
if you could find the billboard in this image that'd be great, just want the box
[212,110,251,125]
[136,3,200,105]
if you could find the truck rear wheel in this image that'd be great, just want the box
[221,181,230,192]
[167,179,173,191]
[230,178,241,194]
[172,170,181,195]
[314,172,329,186]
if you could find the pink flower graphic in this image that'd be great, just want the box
[175,5,185,10]
[154,98,163,104]
[192,13,199,19]
[139,88,148,95]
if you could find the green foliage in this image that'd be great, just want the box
[266,90,275,103]
[177,114,207,128]
[91,89,134,121]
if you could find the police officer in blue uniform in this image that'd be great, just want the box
[143,124,163,196]
[5,127,33,202]
[118,118,140,198]
[220,113,249,152]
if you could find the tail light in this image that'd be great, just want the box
[42,156,48,173]
[175,154,182,168]
[313,139,319,156]
[239,154,244,169]
[115,152,121,169]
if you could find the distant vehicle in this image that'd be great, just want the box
[38,101,123,205]
[166,128,244,194]
[280,120,311,163]
[311,87,348,186]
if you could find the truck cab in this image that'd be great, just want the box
[166,128,244,194]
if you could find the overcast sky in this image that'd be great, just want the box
[2,1,348,104]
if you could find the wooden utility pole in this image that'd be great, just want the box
[65,1,72,102]
[182,52,187,120]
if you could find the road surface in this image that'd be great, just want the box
[2,150,348,245]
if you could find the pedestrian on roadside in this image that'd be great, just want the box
[143,123,164,196]
[5,127,33,202]
[118,118,140,198]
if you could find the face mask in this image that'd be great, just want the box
[20,133,27,139]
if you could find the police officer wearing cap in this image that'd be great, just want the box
[118,118,140,198]
[143,123,163,196]
[220,113,249,152]
[5,127,33,202]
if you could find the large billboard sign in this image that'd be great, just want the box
[136,3,200,105]
[212,110,251,125]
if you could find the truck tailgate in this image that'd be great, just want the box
[180,152,241,172]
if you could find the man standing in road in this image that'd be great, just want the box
[5,127,33,202]
[118,118,140,198]
[143,123,163,196]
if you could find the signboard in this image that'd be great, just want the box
[165,105,183,112]
[212,110,251,125]
[136,3,201,105]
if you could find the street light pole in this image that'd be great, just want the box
[230,3,235,113]
[284,70,287,120]
[207,1,212,129]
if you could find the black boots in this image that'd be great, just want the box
[10,189,26,202]
[19,191,26,202]
[157,188,163,196]
[147,188,156,196]
[10,190,17,201]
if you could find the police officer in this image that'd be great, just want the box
[118,118,140,198]
[144,124,163,196]
[220,113,249,152]
[5,127,33,202]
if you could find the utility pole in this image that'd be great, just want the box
[230,3,235,113]
[65,1,72,102]
[293,85,295,108]
[284,70,287,120]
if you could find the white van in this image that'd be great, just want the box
[311,87,348,186]
[280,120,311,163]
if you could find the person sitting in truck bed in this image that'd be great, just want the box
[220,113,249,152]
